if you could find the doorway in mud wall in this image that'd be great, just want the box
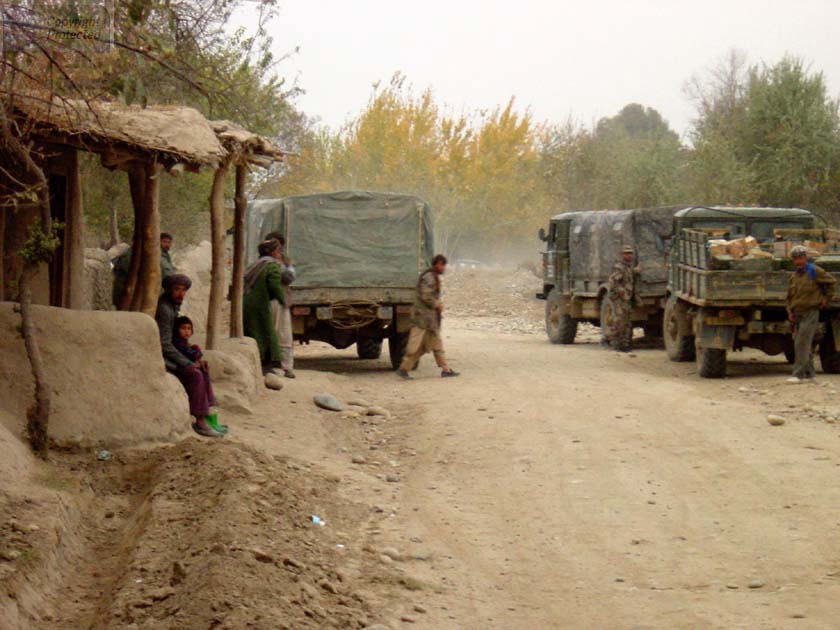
[48,173,67,307]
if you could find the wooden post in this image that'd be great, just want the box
[62,149,85,309]
[138,162,162,317]
[120,163,146,310]
[0,207,5,301]
[206,159,229,349]
[230,163,247,337]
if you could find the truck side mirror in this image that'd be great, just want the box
[538,228,547,242]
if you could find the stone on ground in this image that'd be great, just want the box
[264,372,285,391]
[314,394,344,412]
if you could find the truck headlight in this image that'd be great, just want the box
[316,307,333,320]
[376,306,393,320]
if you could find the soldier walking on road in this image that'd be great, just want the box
[397,254,460,379]
[786,245,836,383]
[604,245,639,352]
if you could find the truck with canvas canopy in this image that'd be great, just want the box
[246,191,434,368]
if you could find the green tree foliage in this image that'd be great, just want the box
[685,53,840,210]
[743,57,840,208]
[538,104,684,213]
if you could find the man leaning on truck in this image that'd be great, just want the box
[787,245,836,383]
[397,254,460,379]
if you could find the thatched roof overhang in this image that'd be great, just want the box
[9,95,228,172]
[209,119,291,168]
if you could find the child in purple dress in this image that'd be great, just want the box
[173,316,226,434]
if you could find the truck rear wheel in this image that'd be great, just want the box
[664,297,695,362]
[389,332,409,370]
[697,347,727,378]
[357,337,383,360]
[819,326,840,373]
[546,289,576,344]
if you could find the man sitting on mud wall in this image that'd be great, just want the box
[155,274,223,438]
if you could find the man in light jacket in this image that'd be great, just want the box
[397,254,459,379]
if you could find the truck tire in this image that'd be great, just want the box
[389,332,409,370]
[357,337,383,360]
[663,297,696,362]
[546,289,576,344]
[819,327,840,373]
[697,347,727,378]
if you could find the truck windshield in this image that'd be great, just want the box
[751,221,812,242]
[689,221,747,238]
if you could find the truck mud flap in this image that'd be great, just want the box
[697,323,736,351]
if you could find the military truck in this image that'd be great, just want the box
[246,191,433,368]
[536,207,686,344]
[663,206,840,378]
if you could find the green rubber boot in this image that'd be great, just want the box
[205,412,228,434]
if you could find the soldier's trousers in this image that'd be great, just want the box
[399,327,446,371]
[609,298,632,351]
[792,309,819,379]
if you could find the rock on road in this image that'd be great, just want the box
[300,320,840,629]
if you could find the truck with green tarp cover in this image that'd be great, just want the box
[246,191,434,368]
[537,206,688,344]
[663,206,840,378]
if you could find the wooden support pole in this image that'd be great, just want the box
[230,163,247,337]
[120,163,146,310]
[0,207,5,301]
[62,149,85,309]
[206,159,229,350]
[138,162,162,317]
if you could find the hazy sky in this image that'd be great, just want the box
[236,0,840,139]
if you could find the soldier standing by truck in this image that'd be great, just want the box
[786,245,836,383]
[604,246,639,352]
[397,255,460,379]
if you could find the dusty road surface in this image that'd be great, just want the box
[290,320,840,630]
[6,270,840,630]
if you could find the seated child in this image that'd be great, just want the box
[173,316,227,435]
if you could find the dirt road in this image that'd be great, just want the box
[288,320,840,629]
[8,277,840,629]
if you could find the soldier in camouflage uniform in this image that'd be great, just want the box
[604,245,638,352]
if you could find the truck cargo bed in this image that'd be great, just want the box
[292,287,415,305]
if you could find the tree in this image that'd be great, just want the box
[685,52,840,209]
[537,104,684,213]
[743,57,840,208]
